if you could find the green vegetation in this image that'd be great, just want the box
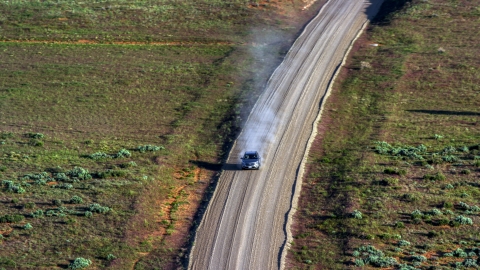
[290,0,480,268]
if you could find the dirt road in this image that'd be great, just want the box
[189,0,384,269]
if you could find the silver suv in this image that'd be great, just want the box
[241,151,261,170]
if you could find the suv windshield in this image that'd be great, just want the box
[244,153,258,159]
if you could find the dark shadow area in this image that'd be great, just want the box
[188,160,241,171]
[371,0,412,24]
[407,109,480,116]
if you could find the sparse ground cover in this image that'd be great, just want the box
[0,0,326,269]
[289,0,480,268]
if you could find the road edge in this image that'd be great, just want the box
[279,10,375,270]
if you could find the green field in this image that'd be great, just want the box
[0,0,324,269]
[290,0,480,268]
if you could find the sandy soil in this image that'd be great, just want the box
[188,0,385,269]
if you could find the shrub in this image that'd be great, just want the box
[411,209,423,219]
[53,199,63,206]
[429,208,443,216]
[442,155,458,162]
[26,132,44,139]
[460,169,471,175]
[88,152,112,160]
[137,145,164,153]
[58,183,73,190]
[23,223,33,230]
[106,254,116,261]
[444,184,454,189]
[31,209,44,218]
[354,258,365,266]
[29,139,44,147]
[68,257,92,270]
[434,134,443,140]
[119,161,137,168]
[54,173,69,181]
[453,216,473,225]
[0,214,24,223]
[403,193,419,202]
[463,258,478,267]
[67,167,92,180]
[398,240,411,247]
[84,211,93,218]
[70,196,83,204]
[459,146,470,152]
[459,201,470,210]
[395,221,405,228]
[115,148,131,158]
[3,180,26,193]
[453,248,468,257]
[89,203,110,213]
[351,210,363,219]
[411,255,427,262]
[423,172,446,181]
[353,244,398,267]
[24,202,36,209]
[442,146,457,155]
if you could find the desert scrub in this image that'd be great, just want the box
[453,216,473,225]
[0,214,24,223]
[88,152,112,160]
[351,210,363,219]
[374,141,426,160]
[423,172,446,181]
[26,132,44,139]
[23,223,33,230]
[2,180,26,193]
[70,195,83,204]
[411,209,423,219]
[31,209,44,218]
[68,257,92,270]
[67,167,92,180]
[89,203,110,213]
[398,240,411,247]
[114,148,131,158]
[352,245,398,267]
[54,172,69,181]
[137,145,165,153]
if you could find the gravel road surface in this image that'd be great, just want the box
[189,0,384,269]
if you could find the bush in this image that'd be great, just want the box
[137,145,164,153]
[463,258,478,267]
[0,214,24,223]
[68,257,92,270]
[411,255,427,262]
[89,203,110,213]
[454,216,473,225]
[106,254,116,261]
[58,183,73,190]
[70,196,83,204]
[84,211,93,218]
[423,172,446,181]
[453,248,468,257]
[444,184,454,189]
[54,172,69,181]
[26,132,44,139]
[88,152,112,160]
[459,201,470,210]
[119,161,137,168]
[429,208,443,216]
[31,209,44,218]
[442,155,458,162]
[411,209,423,219]
[115,148,131,158]
[351,210,363,219]
[398,240,411,247]
[53,199,63,206]
[67,167,92,180]
[23,223,33,230]
[29,139,44,147]
[395,221,405,228]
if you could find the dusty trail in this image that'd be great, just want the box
[189,0,384,269]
